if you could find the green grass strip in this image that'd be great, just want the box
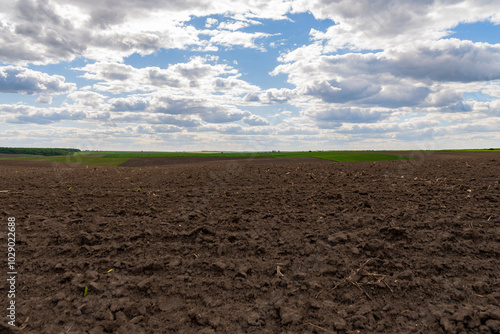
[102,151,412,162]
[0,151,413,165]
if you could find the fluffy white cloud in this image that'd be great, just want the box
[243,114,270,126]
[313,108,389,128]
[67,90,107,108]
[74,56,259,95]
[36,95,53,104]
[206,30,274,50]
[205,18,218,28]
[299,0,500,51]
[481,82,500,97]
[0,104,85,124]
[0,66,75,96]
[243,88,296,104]
[273,38,500,122]
[103,94,252,124]
[0,0,293,65]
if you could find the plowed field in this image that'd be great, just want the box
[1,152,499,333]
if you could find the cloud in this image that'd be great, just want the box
[362,84,431,108]
[74,57,258,94]
[275,38,500,110]
[36,95,53,104]
[2,0,499,67]
[0,0,293,65]
[205,18,218,28]
[0,66,75,96]
[243,114,270,126]
[217,20,251,31]
[199,123,272,135]
[110,112,201,127]
[102,93,252,124]
[278,41,500,84]
[199,107,250,123]
[207,30,274,50]
[0,104,86,124]
[243,88,295,104]
[301,0,500,51]
[305,80,381,103]
[150,124,183,133]
[389,39,500,83]
[313,108,388,126]
[441,101,473,113]
[0,0,88,65]
[153,114,201,127]
[109,97,150,111]
[67,90,107,108]
[261,88,295,104]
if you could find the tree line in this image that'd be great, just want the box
[0,147,81,156]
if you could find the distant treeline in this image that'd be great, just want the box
[0,147,80,156]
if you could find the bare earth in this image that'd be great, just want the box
[0,151,499,333]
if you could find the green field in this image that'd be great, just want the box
[0,150,413,166]
[102,151,412,162]
[3,148,500,166]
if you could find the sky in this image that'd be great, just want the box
[1,0,500,151]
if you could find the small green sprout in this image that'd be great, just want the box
[83,286,88,297]
[137,187,142,192]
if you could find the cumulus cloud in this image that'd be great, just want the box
[0,66,75,96]
[313,108,388,125]
[278,41,500,84]
[481,83,500,98]
[100,93,251,125]
[199,123,272,135]
[389,40,500,83]
[206,30,274,50]
[301,0,500,51]
[199,107,250,123]
[0,0,88,65]
[274,38,500,112]
[205,18,218,28]
[0,0,294,65]
[243,114,270,126]
[305,80,381,104]
[0,104,85,124]
[2,0,499,67]
[67,90,107,108]
[243,88,295,104]
[149,124,183,133]
[74,57,258,95]
[36,95,53,104]
[109,97,150,112]
[217,20,251,31]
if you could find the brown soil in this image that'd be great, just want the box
[0,153,499,333]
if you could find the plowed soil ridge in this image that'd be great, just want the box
[0,153,499,333]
